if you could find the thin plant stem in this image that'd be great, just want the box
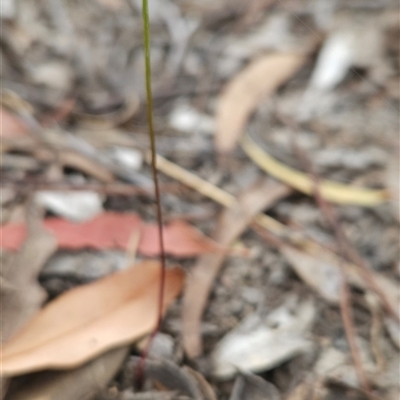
[135,0,167,388]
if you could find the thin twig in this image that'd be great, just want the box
[339,271,372,396]
[290,132,376,398]
[1,181,181,196]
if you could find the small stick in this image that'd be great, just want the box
[291,135,376,398]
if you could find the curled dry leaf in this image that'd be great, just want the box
[216,53,307,153]
[241,133,389,206]
[0,212,221,257]
[1,261,184,376]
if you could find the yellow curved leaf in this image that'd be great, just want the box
[241,134,389,206]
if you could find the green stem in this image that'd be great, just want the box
[136,0,166,388]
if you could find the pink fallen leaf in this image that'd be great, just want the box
[140,219,222,257]
[1,261,184,376]
[0,212,220,257]
[0,106,29,137]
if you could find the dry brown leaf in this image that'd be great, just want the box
[4,347,129,400]
[1,261,184,376]
[216,53,307,153]
[183,179,291,358]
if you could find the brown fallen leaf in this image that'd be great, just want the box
[4,347,129,400]
[1,261,184,376]
[183,179,291,358]
[215,53,307,153]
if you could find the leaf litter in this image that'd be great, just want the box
[1,1,399,399]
